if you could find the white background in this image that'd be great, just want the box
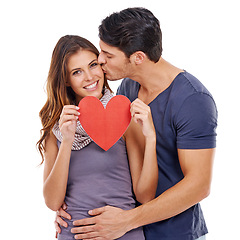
[0,0,239,239]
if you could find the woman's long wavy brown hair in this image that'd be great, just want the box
[37,35,112,163]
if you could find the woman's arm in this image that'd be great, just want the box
[124,98,158,204]
[43,105,79,211]
[43,133,72,211]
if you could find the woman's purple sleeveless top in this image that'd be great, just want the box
[57,138,145,240]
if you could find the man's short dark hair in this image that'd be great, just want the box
[99,7,162,63]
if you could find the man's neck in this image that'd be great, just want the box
[129,58,183,104]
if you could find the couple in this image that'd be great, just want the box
[38,7,217,240]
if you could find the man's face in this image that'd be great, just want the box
[98,40,133,81]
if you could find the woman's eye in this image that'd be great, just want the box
[90,62,99,68]
[73,70,82,76]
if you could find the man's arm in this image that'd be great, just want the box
[71,148,215,240]
[126,148,215,227]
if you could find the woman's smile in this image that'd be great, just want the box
[83,80,99,91]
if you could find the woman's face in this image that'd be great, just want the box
[67,50,104,104]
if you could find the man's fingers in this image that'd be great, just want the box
[130,103,150,119]
[88,206,106,216]
[58,207,71,220]
[54,220,61,234]
[62,202,68,210]
[73,216,97,227]
[73,229,104,240]
[74,233,102,240]
[71,224,96,234]
[56,215,68,228]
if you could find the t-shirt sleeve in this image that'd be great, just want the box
[116,84,124,96]
[176,93,218,149]
[116,78,139,102]
[116,78,129,98]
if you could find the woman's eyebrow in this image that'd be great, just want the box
[70,59,98,73]
[88,59,98,66]
[70,67,81,73]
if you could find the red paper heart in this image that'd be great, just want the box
[78,95,131,151]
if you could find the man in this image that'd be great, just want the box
[55,7,217,240]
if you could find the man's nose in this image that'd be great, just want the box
[98,51,106,65]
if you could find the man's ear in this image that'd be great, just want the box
[130,51,146,65]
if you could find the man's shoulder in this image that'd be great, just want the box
[170,71,215,106]
[117,78,140,102]
[163,71,217,121]
[119,78,139,89]
[176,71,212,97]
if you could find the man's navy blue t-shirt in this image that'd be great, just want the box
[117,71,218,240]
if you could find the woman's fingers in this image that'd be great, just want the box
[60,105,80,118]
[58,105,79,140]
[59,105,80,128]
[59,115,78,126]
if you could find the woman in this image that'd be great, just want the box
[37,35,158,240]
